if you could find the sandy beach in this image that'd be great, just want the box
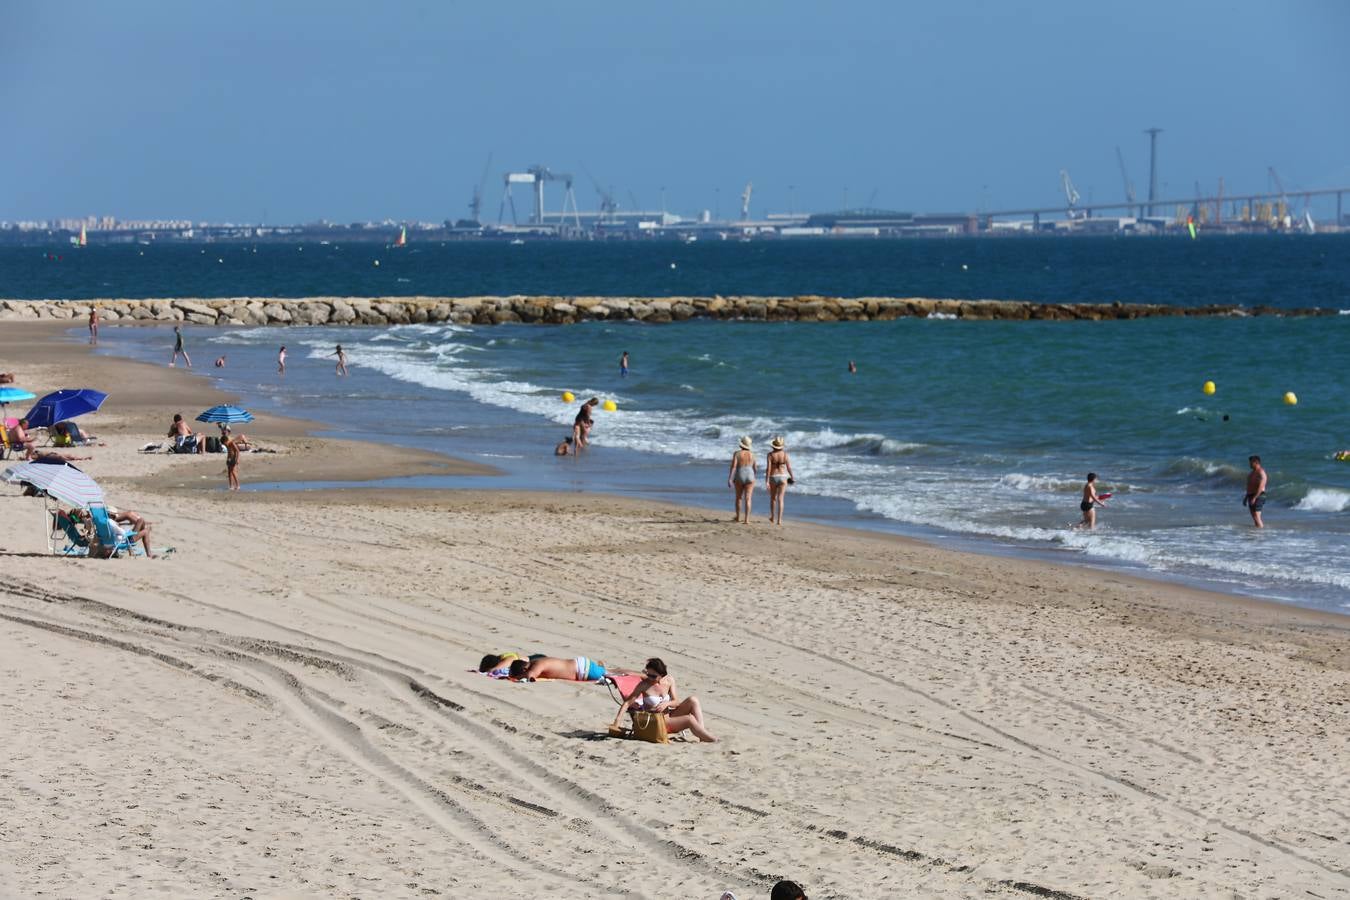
[2,321,1349,898]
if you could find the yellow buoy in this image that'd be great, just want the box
[1202,380,1215,395]
[561,391,575,403]
[1283,391,1298,406]
[602,400,617,412]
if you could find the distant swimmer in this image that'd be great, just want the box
[214,355,226,368]
[333,344,348,376]
[555,436,573,456]
[848,360,857,374]
[1244,455,1268,528]
[169,325,192,368]
[277,345,287,375]
[620,350,629,378]
[1077,472,1107,529]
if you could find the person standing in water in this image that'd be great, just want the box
[333,344,348,376]
[169,325,192,368]
[1244,455,1268,528]
[1077,472,1107,529]
[728,436,757,523]
[620,351,629,378]
[848,360,857,374]
[88,307,98,344]
[765,436,796,526]
[572,397,599,450]
[277,346,287,375]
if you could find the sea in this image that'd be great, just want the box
[4,237,1348,612]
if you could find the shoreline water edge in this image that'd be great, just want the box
[3,318,1350,896]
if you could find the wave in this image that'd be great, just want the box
[1294,488,1350,513]
[999,473,1081,494]
[1161,456,1247,485]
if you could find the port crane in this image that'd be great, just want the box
[1114,147,1137,216]
[498,166,581,228]
[1059,169,1082,218]
[582,165,618,224]
[469,153,494,225]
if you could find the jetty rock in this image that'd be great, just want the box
[0,296,1337,327]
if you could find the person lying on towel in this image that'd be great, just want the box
[509,655,610,682]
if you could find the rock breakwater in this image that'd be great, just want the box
[0,296,1335,326]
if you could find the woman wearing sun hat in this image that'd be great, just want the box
[765,435,796,525]
[727,435,758,523]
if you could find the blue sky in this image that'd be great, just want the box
[4,1,1347,222]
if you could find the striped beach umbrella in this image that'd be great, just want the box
[2,461,105,509]
[24,388,108,429]
[195,405,255,425]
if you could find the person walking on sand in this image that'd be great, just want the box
[728,436,758,523]
[333,344,348,376]
[169,325,192,368]
[620,350,629,378]
[277,345,287,375]
[1244,455,1268,528]
[88,306,98,343]
[224,430,241,491]
[1077,472,1107,529]
[765,436,796,525]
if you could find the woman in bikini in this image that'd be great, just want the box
[727,435,757,523]
[765,435,796,525]
[611,658,717,742]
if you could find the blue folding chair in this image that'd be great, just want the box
[88,502,145,558]
[49,507,91,556]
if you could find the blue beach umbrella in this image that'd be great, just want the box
[0,386,38,424]
[23,388,108,429]
[195,405,255,425]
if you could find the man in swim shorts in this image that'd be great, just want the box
[1244,455,1268,528]
[508,655,608,682]
[1077,472,1106,529]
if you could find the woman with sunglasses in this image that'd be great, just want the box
[612,657,718,742]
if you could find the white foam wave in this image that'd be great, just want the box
[1295,488,1350,513]
[1000,473,1079,493]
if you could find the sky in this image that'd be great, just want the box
[4,1,1348,223]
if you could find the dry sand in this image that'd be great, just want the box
[2,321,1348,899]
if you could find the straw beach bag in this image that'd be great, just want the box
[630,711,669,744]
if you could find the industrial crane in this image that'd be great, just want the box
[582,165,618,223]
[1268,166,1292,229]
[1059,169,1082,218]
[1114,147,1137,216]
[740,182,753,220]
[469,153,494,225]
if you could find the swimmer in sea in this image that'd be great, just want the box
[277,345,287,374]
[848,360,857,374]
[1077,472,1106,529]
[214,355,226,368]
[620,350,629,378]
[555,436,573,456]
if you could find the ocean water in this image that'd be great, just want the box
[5,234,1350,308]
[91,311,1350,613]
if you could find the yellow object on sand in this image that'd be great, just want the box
[562,391,575,403]
[602,400,617,412]
[1284,392,1298,406]
[1202,380,1215,395]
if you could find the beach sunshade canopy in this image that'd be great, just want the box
[2,461,104,508]
[196,405,255,424]
[0,387,38,405]
[24,389,108,429]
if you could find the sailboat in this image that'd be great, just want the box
[70,224,87,247]
[392,226,407,248]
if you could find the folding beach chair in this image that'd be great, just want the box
[87,502,145,558]
[604,673,669,744]
[49,507,91,556]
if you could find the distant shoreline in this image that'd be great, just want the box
[2,295,1342,326]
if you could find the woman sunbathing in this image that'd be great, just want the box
[611,657,717,742]
[508,655,610,682]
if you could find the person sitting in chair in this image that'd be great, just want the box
[611,657,717,742]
